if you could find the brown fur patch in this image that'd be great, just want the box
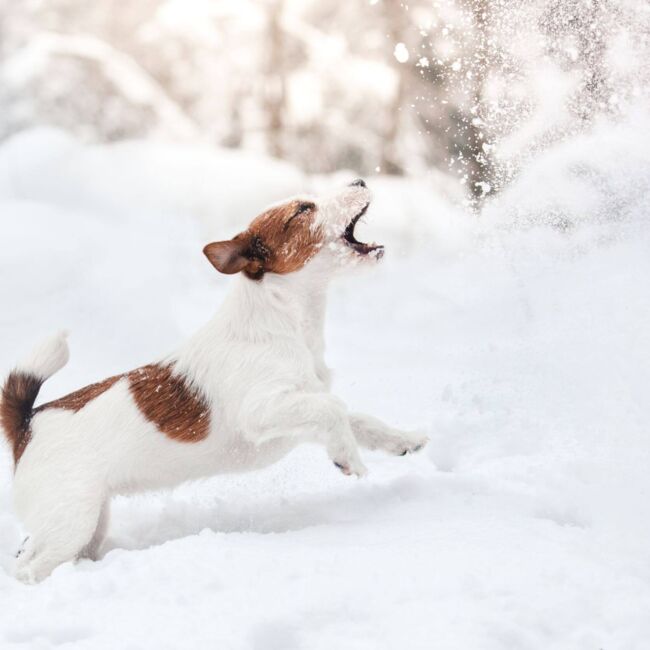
[34,363,210,443]
[246,200,323,277]
[205,200,324,280]
[36,374,123,413]
[128,364,210,442]
[1,371,43,464]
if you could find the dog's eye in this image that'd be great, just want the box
[295,202,315,216]
[285,202,315,229]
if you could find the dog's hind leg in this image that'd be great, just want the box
[79,499,110,561]
[14,479,105,583]
[349,413,428,456]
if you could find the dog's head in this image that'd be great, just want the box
[203,180,383,281]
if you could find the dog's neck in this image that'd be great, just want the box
[223,259,330,342]
[172,255,332,384]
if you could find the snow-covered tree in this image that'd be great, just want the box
[0,0,646,203]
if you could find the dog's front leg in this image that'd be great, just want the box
[243,392,367,477]
[349,412,428,457]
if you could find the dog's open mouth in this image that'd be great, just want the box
[342,203,384,257]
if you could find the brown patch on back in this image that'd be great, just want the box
[36,374,123,413]
[128,364,210,442]
[34,363,210,443]
[204,199,324,280]
[1,371,43,464]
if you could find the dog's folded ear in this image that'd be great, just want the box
[203,239,250,275]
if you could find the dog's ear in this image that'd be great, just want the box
[203,239,250,275]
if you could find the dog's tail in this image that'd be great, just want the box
[1,331,69,464]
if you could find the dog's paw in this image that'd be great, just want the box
[328,436,367,478]
[386,430,429,457]
[333,457,368,478]
[333,458,368,478]
[14,565,37,585]
[331,443,368,478]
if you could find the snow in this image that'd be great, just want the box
[1,114,650,648]
[394,43,410,64]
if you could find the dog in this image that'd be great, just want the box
[1,180,427,583]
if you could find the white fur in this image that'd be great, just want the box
[17,330,70,380]
[9,184,427,583]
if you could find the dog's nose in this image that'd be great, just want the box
[349,178,366,188]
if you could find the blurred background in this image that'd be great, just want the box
[0,0,647,204]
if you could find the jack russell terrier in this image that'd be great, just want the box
[1,179,427,583]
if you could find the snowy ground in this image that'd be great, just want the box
[1,114,650,649]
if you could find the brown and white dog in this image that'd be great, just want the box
[1,180,427,583]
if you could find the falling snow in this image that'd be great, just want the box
[393,42,410,63]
